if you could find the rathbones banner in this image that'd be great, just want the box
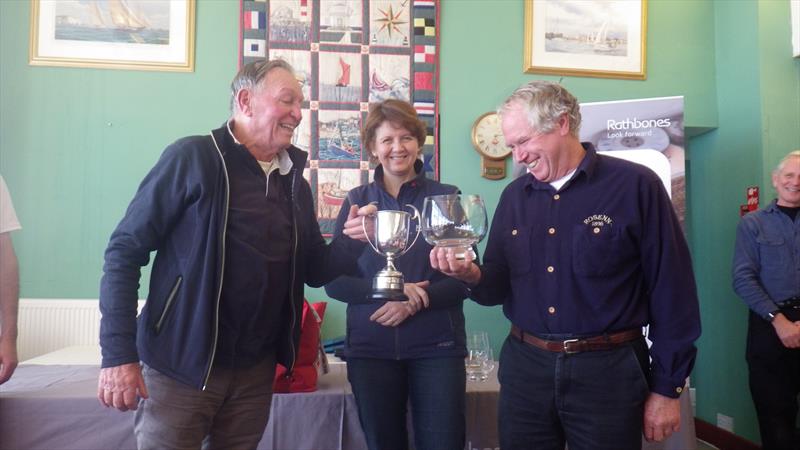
[581,96,686,229]
[514,96,686,229]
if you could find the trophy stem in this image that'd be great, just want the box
[385,254,398,272]
[369,253,408,302]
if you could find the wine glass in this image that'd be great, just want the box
[421,194,488,259]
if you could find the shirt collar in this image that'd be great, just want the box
[764,199,782,214]
[272,149,294,175]
[227,119,293,175]
[523,142,597,191]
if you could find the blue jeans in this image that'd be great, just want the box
[498,334,650,450]
[347,356,466,450]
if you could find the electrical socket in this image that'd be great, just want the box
[689,388,696,416]
[716,413,734,432]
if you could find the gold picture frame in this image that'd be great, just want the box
[30,0,195,72]
[524,0,647,80]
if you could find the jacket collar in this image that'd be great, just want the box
[214,122,307,174]
[374,159,427,192]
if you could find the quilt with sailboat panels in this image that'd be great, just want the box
[239,0,440,235]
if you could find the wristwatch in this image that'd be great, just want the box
[766,310,780,322]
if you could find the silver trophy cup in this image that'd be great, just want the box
[362,205,421,301]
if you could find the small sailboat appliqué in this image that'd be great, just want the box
[336,57,351,87]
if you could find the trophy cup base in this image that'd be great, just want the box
[368,290,408,302]
[370,268,407,302]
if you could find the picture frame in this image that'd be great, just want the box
[30,0,196,72]
[524,0,647,80]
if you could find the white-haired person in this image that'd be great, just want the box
[98,59,372,450]
[430,80,701,450]
[733,150,800,450]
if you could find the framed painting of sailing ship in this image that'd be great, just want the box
[523,0,647,80]
[240,0,441,236]
[29,0,195,72]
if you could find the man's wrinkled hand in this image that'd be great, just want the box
[97,362,149,412]
[429,246,480,285]
[343,204,378,242]
[773,314,800,348]
[643,392,681,442]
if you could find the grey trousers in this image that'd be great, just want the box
[134,354,277,450]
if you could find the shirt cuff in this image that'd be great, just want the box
[650,374,687,399]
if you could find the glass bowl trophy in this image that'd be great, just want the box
[421,194,488,259]
[362,206,421,301]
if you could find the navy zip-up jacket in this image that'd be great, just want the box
[325,161,470,359]
[99,124,363,390]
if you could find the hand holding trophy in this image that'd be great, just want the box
[362,205,421,301]
[421,194,488,260]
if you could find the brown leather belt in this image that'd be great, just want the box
[510,325,642,354]
[779,297,800,309]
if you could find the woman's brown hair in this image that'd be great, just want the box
[361,99,427,164]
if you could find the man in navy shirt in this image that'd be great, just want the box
[431,81,701,450]
[732,150,800,450]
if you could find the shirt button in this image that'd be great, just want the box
[553,194,560,200]
[547,266,554,273]
[593,227,600,234]
[511,229,518,236]
[548,227,556,235]
[676,386,683,394]
[548,306,556,314]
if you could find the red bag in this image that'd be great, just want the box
[273,301,327,393]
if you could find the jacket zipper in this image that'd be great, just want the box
[154,276,182,334]
[204,133,230,390]
[287,168,299,375]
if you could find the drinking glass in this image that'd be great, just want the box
[421,194,488,260]
[466,331,491,381]
[479,347,495,381]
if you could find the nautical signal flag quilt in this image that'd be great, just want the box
[239,0,441,236]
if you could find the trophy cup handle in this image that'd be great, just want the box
[396,204,422,258]
[361,214,381,254]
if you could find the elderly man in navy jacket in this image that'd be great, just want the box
[431,81,701,450]
[98,59,372,450]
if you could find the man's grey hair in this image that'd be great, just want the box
[498,80,582,138]
[230,59,296,113]
[774,150,800,174]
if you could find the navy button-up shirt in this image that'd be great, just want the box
[732,200,800,318]
[472,143,701,398]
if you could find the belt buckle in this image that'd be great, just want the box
[562,338,580,354]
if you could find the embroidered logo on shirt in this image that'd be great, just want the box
[582,214,613,228]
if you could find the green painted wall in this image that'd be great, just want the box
[689,1,765,442]
[2,0,798,444]
[688,0,800,443]
[0,0,239,298]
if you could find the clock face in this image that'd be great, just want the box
[471,112,512,160]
